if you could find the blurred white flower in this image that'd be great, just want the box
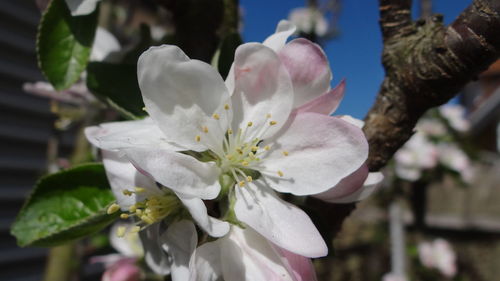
[288,7,328,37]
[439,105,469,132]
[382,273,407,281]
[65,0,101,16]
[437,143,473,182]
[418,239,457,278]
[394,133,438,181]
[416,119,447,137]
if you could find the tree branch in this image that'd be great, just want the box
[308,0,500,247]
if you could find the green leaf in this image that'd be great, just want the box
[86,62,145,119]
[37,0,98,90]
[11,163,118,247]
[212,32,242,80]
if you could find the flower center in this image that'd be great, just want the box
[108,187,182,236]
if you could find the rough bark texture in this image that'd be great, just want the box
[307,0,500,246]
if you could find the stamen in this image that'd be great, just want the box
[195,135,201,142]
[107,203,120,215]
[282,151,289,156]
[228,129,233,135]
[277,170,284,177]
[264,145,271,151]
[251,146,259,152]
[212,113,220,120]
[120,214,130,219]
[247,121,253,127]
[130,226,141,233]
[241,161,249,166]
[123,190,133,196]
[238,181,246,187]
[246,176,253,182]
[224,104,230,110]
[269,120,277,126]
[134,187,146,193]
[203,126,209,133]
[266,113,272,119]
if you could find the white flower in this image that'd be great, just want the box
[394,133,438,181]
[381,273,408,281]
[439,104,469,132]
[188,225,318,281]
[437,144,473,183]
[87,20,369,258]
[288,7,329,37]
[418,239,457,278]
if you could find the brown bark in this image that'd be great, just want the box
[307,0,500,246]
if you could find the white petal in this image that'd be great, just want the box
[188,241,222,281]
[220,226,296,281]
[161,221,197,281]
[85,118,180,151]
[124,148,221,200]
[230,43,293,140]
[109,222,144,257]
[296,80,345,115]
[138,45,231,152]
[101,150,160,210]
[261,113,368,195]
[65,0,100,16]
[91,28,121,61]
[139,223,171,275]
[263,20,297,52]
[234,182,327,258]
[312,163,369,203]
[177,194,230,237]
[273,246,318,281]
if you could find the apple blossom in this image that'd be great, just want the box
[87,20,369,258]
[288,7,329,37]
[381,273,408,281]
[439,104,469,132]
[188,225,318,281]
[394,133,438,181]
[65,0,101,16]
[418,239,457,278]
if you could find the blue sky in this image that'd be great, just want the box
[240,0,472,118]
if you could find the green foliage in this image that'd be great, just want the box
[37,0,98,90]
[86,62,145,119]
[11,164,118,247]
[212,32,242,79]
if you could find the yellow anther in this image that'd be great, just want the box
[120,214,129,219]
[228,129,233,135]
[239,181,246,187]
[142,107,147,112]
[195,135,201,142]
[264,145,271,151]
[129,205,137,213]
[242,161,249,166]
[212,113,220,120]
[135,209,143,216]
[236,148,243,154]
[247,121,253,127]
[123,189,133,196]
[251,146,259,152]
[248,152,255,157]
[282,151,289,156]
[246,176,253,182]
[224,104,230,110]
[134,187,146,193]
[269,120,277,126]
[130,226,141,233]
[141,215,155,225]
[266,113,272,118]
[203,126,209,133]
[226,154,233,160]
[277,170,284,177]
[116,226,126,238]
[107,203,120,215]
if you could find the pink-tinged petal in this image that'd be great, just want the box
[189,241,222,281]
[138,45,231,152]
[177,194,230,237]
[230,43,293,140]
[220,226,296,281]
[296,80,345,115]
[312,163,368,202]
[263,20,297,52]
[124,148,221,200]
[85,118,181,151]
[339,115,364,128]
[273,246,318,281]
[234,182,327,258]
[278,38,332,108]
[102,258,141,281]
[65,0,100,16]
[261,113,368,196]
[139,223,171,275]
[101,150,160,211]
[316,170,384,204]
[161,221,197,281]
